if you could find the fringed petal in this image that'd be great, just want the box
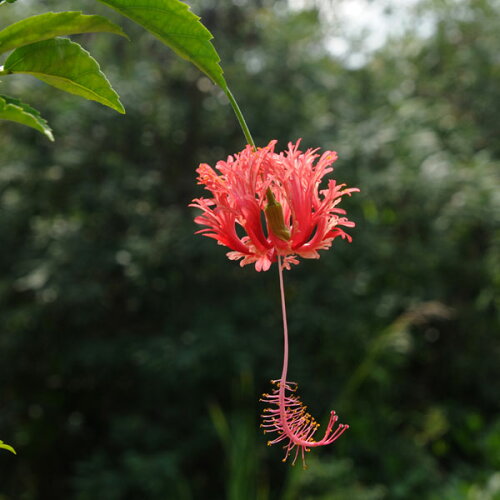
[191,140,359,270]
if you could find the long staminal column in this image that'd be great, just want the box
[260,256,349,467]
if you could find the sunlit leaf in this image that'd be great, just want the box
[97,0,227,89]
[0,94,54,140]
[0,440,16,454]
[0,11,128,55]
[3,38,125,114]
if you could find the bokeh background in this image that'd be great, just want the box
[1,0,499,498]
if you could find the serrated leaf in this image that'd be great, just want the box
[97,0,227,89]
[3,38,125,114]
[0,94,54,140]
[0,11,128,55]
[0,440,16,454]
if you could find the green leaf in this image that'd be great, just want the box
[0,440,16,454]
[3,38,125,114]
[0,94,54,140]
[97,0,227,89]
[0,11,128,55]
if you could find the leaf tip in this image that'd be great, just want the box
[120,31,131,42]
[0,441,17,455]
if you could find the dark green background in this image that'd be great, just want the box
[0,0,499,498]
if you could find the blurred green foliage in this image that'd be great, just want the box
[0,0,499,499]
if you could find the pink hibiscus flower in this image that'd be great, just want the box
[191,140,358,466]
[190,140,359,271]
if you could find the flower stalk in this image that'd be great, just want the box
[224,87,256,149]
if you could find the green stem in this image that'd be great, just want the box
[224,86,255,149]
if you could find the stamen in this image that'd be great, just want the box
[260,256,348,468]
